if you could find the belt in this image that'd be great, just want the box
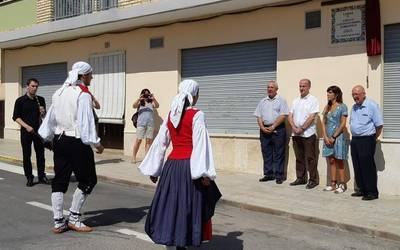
[54,132,76,140]
[352,134,375,139]
[263,123,285,129]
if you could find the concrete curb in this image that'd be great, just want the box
[0,155,24,166]
[0,155,399,242]
[97,175,156,191]
[219,199,400,242]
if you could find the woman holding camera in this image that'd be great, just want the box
[132,88,159,163]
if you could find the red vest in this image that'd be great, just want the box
[167,108,199,159]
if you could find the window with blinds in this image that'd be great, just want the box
[89,51,126,124]
[383,24,400,139]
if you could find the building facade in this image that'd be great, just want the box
[0,0,39,138]
[0,0,399,195]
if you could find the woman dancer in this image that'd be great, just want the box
[139,79,220,249]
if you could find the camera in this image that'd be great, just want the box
[143,93,153,102]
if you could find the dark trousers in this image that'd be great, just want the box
[351,135,378,197]
[292,134,319,183]
[52,135,97,194]
[260,125,286,180]
[20,130,45,179]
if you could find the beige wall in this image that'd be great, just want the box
[3,0,400,195]
[0,49,3,100]
[0,86,3,100]
[0,85,4,100]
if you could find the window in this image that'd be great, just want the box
[89,51,126,124]
[150,37,164,49]
[305,10,321,29]
[97,0,118,11]
[383,24,400,139]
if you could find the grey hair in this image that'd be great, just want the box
[300,78,311,87]
[268,80,279,89]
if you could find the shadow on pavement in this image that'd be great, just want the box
[83,206,149,227]
[195,231,244,250]
[95,158,124,165]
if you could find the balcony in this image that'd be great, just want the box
[54,0,119,20]
[1,0,306,49]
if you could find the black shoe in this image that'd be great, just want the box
[362,194,378,201]
[351,191,364,197]
[38,176,51,185]
[276,179,283,184]
[259,176,275,182]
[306,181,318,189]
[26,178,34,187]
[290,179,307,186]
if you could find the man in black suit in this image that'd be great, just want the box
[12,78,50,187]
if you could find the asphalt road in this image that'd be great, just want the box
[0,162,399,250]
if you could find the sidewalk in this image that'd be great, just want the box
[0,138,399,241]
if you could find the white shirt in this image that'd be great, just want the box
[290,94,319,138]
[38,85,101,146]
[138,110,216,180]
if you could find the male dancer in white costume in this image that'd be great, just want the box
[39,61,104,233]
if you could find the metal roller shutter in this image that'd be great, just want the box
[384,24,400,139]
[22,63,67,107]
[182,39,277,134]
[89,51,126,124]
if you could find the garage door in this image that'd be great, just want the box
[182,39,277,134]
[22,62,67,108]
[384,24,400,139]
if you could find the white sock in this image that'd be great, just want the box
[69,188,88,225]
[51,192,64,220]
[69,188,87,215]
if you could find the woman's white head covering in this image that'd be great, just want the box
[64,61,92,86]
[169,79,199,128]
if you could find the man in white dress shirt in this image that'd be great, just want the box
[288,79,320,189]
[39,62,104,234]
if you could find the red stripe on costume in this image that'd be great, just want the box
[202,219,212,241]
[78,84,90,93]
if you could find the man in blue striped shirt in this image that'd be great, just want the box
[254,80,289,184]
[350,85,383,201]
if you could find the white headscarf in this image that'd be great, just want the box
[169,79,199,128]
[64,61,92,86]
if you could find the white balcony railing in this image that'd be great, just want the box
[54,0,118,20]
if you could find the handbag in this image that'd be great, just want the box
[131,111,139,128]
[131,106,141,128]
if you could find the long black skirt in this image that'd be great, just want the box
[145,159,220,247]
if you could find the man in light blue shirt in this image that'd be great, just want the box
[254,80,289,184]
[350,85,383,201]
